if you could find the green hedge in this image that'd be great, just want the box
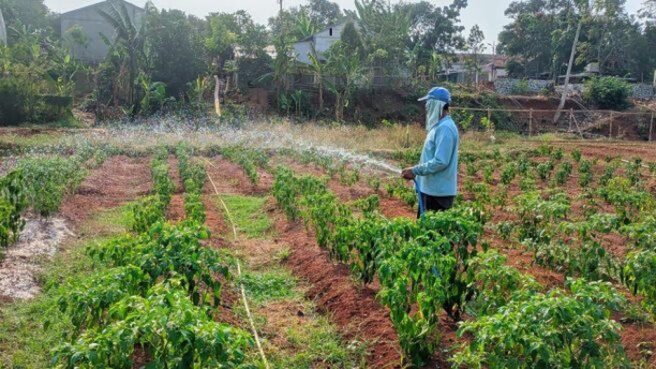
[0,78,72,125]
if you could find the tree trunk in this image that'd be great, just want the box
[214,75,221,117]
[318,80,324,112]
[554,21,582,123]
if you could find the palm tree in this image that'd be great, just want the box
[98,0,148,107]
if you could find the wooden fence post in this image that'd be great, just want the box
[529,109,533,136]
[650,112,654,142]
[487,108,492,123]
[569,109,574,132]
[609,111,614,140]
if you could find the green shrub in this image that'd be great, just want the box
[0,77,37,125]
[583,76,632,110]
[510,79,531,95]
[0,78,72,125]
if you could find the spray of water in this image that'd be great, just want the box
[4,113,406,178]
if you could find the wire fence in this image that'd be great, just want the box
[450,107,655,141]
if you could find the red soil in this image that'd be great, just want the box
[166,157,186,222]
[60,156,152,225]
[273,216,403,368]
[277,152,656,367]
[204,156,410,368]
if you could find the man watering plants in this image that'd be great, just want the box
[401,87,460,217]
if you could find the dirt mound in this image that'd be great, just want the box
[0,218,72,299]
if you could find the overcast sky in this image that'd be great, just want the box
[44,0,646,51]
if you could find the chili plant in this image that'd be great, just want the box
[554,161,572,186]
[377,235,455,367]
[53,281,251,369]
[0,170,26,249]
[623,250,656,314]
[452,287,629,369]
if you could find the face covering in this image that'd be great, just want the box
[425,99,446,131]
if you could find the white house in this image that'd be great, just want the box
[0,8,7,46]
[292,21,351,64]
[484,56,508,82]
[60,0,144,63]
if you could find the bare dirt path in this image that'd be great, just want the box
[60,156,152,224]
[206,156,406,368]
[166,156,186,222]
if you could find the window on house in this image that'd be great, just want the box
[329,28,333,36]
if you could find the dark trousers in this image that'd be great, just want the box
[417,193,455,218]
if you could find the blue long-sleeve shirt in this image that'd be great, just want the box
[412,116,459,197]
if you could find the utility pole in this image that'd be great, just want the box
[0,8,7,46]
[554,20,582,123]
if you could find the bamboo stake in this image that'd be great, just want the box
[529,109,533,136]
[609,111,614,140]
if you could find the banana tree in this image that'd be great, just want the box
[139,74,167,115]
[307,44,326,112]
[325,41,363,121]
[98,1,148,107]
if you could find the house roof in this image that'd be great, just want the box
[61,0,144,16]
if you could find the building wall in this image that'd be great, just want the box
[292,22,349,65]
[495,79,554,95]
[314,22,347,54]
[293,40,313,65]
[61,0,144,63]
[0,8,7,46]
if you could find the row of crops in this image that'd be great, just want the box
[2,139,655,367]
[0,148,106,254]
[271,166,634,367]
[453,146,656,317]
[51,147,252,368]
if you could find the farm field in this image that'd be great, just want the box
[1,122,656,369]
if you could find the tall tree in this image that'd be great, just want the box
[143,7,206,98]
[0,0,51,43]
[402,0,468,64]
[554,0,628,121]
[351,0,411,73]
[325,40,363,120]
[307,0,342,27]
[465,25,485,84]
[498,0,574,78]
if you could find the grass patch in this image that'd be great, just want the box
[239,269,299,305]
[276,313,367,369]
[78,204,133,237]
[219,195,272,238]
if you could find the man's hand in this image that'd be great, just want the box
[401,168,416,180]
